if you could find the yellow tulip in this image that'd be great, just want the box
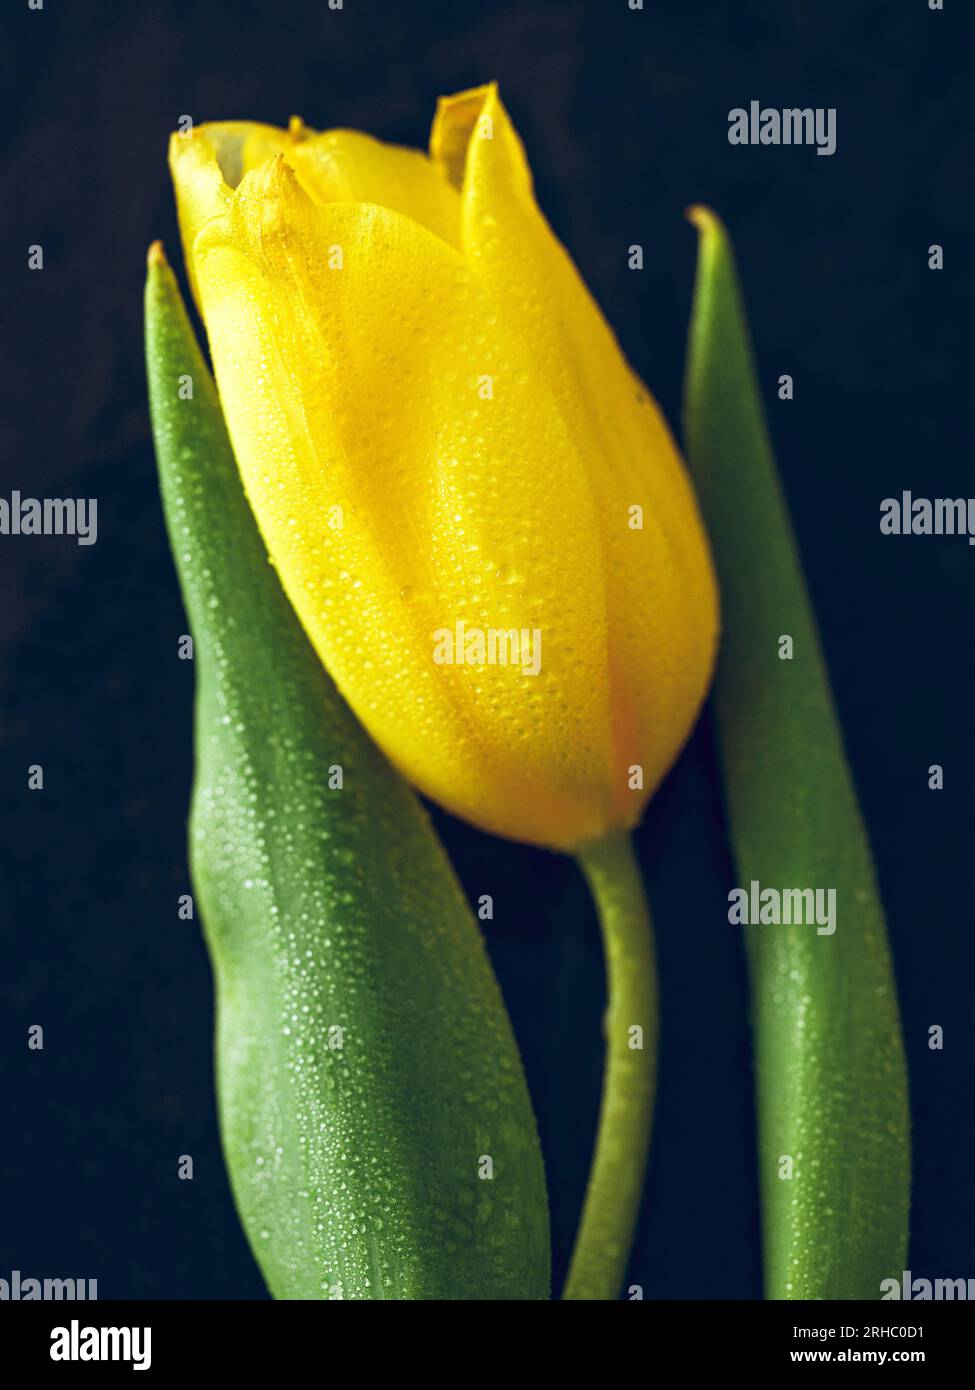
[169,83,718,852]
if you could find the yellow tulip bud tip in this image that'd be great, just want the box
[147,239,168,270]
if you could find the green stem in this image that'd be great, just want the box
[563,831,658,1300]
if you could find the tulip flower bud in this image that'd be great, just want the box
[169,83,718,851]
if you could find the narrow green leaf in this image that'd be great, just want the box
[683,209,909,1299]
[144,244,549,1300]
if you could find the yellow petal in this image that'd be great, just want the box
[284,127,461,248]
[431,85,718,800]
[194,157,626,849]
[170,120,461,310]
[169,122,291,308]
[430,85,517,192]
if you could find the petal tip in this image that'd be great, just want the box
[430,81,513,191]
[250,150,300,198]
[686,204,725,242]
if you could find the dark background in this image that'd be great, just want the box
[1,0,971,1299]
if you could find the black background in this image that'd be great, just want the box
[1,0,972,1299]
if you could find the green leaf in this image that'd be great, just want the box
[682,209,909,1300]
[144,245,549,1300]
